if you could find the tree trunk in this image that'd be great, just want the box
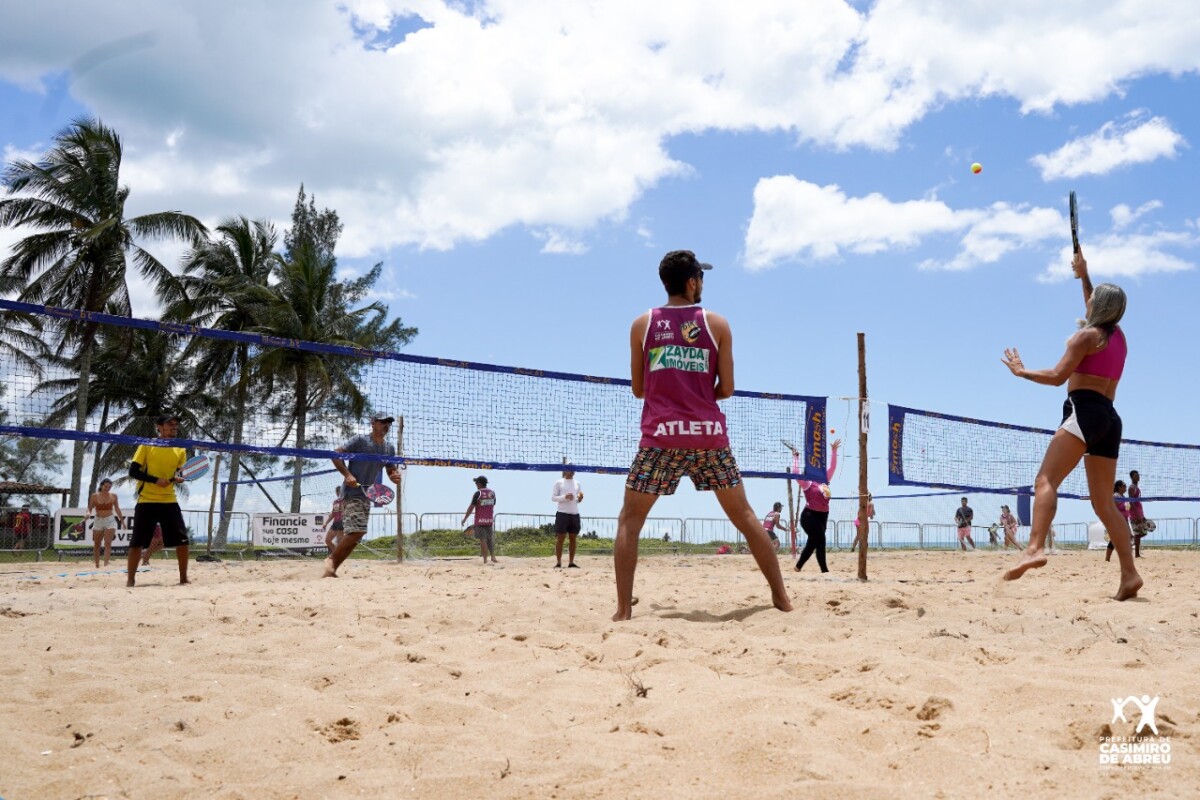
[87,396,111,498]
[215,345,250,548]
[70,338,96,507]
[290,367,308,512]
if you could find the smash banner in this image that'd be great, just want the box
[803,397,828,483]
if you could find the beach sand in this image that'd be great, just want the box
[1,549,1196,799]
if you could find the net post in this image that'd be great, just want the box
[856,332,869,581]
[786,461,797,556]
[396,416,405,563]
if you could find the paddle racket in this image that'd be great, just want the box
[365,483,395,507]
[463,525,476,538]
[176,454,211,482]
[1069,190,1080,254]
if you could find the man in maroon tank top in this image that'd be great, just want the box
[611,250,793,621]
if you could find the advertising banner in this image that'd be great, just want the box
[53,508,135,552]
[251,512,330,554]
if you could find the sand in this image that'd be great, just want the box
[1,549,1196,799]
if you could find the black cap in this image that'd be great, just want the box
[371,413,395,423]
[659,250,713,285]
[155,413,180,426]
[474,475,488,486]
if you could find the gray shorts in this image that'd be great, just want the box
[474,524,495,548]
[342,497,371,534]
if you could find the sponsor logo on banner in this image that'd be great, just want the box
[1099,694,1173,769]
[647,345,709,373]
[53,508,137,552]
[252,513,330,553]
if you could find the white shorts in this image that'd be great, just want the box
[92,516,118,532]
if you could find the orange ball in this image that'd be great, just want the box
[971,162,983,174]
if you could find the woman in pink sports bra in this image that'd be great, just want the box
[1000,246,1142,601]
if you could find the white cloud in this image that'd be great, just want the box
[743,177,1062,271]
[1111,200,1163,230]
[0,1,1199,253]
[1031,113,1186,180]
[535,229,588,256]
[1038,232,1197,282]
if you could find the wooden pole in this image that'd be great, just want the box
[395,416,405,563]
[785,456,797,556]
[856,333,869,581]
[206,452,222,555]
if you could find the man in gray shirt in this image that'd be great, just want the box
[324,413,401,577]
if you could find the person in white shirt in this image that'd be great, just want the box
[551,467,584,568]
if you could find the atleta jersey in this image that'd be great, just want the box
[132,443,187,503]
[472,488,497,526]
[639,305,730,450]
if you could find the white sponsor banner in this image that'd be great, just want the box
[251,512,329,552]
[53,508,136,550]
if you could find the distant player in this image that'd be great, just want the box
[1001,247,1142,599]
[954,497,975,551]
[611,249,792,621]
[86,478,124,567]
[323,487,344,551]
[1127,469,1150,557]
[551,466,583,568]
[850,493,875,553]
[762,502,785,552]
[462,476,498,565]
[794,440,841,572]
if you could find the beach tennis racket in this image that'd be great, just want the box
[1069,190,1080,254]
[365,483,395,507]
[176,454,211,481]
[463,525,475,538]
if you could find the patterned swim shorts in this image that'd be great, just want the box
[625,447,742,496]
[341,497,371,534]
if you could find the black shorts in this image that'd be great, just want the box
[132,503,189,549]
[554,512,581,535]
[1060,389,1122,459]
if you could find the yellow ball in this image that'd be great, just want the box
[971,162,983,174]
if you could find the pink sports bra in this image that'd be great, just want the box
[1074,325,1126,381]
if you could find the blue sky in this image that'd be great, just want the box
[2,1,1198,530]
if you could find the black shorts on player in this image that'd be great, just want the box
[554,512,581,535]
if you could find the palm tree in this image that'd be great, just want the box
[36,324,188,489]
[163,216,279,545]
[255,244,417,511]
[0,118,206,504]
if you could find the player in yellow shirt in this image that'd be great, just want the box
[126,413,190,587]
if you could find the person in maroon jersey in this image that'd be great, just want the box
[462,476,499,565]
[611,250,793,621]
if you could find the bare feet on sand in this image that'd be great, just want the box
[1114,575,1143,601]
[611,596,640,622]
[1002,549,1047,581]
[773,593,794,613]
[322,557,338,578]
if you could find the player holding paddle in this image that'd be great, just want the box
[325,413,402,577]
[126,413,192,587]
[1000,200,1143,600]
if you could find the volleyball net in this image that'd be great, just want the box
[888,404,1200,501]
[0,299,828,491]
